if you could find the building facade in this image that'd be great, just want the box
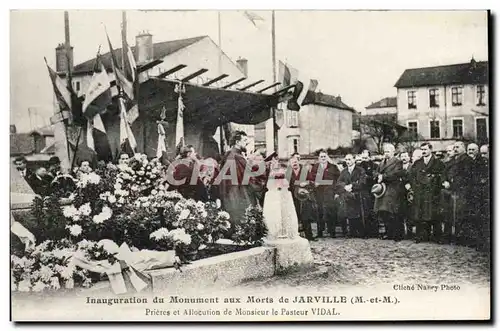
[395,59,489,150]
[362,97,397,116]
[276,92,354,158]
[55,34,266,162]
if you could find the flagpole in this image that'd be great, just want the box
[121,10,127,71]
[217,11,224,155]
[63,10,73,167]
[271,10,278,152]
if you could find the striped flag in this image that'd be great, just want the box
[119,97,137,156]
[122,37,137,84]
[156,123,167,159]
[297,78,319,106]
[82,61,112,119]
[174,83,186,148]
[86,113,113,162]
[278,60,298,87]
[44,58,72,117]
[106,32,134,100]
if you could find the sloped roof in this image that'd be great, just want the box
[10,133,34,156]
[29,127,54,136]
[366,97,397,109]
[304,92,355,112]
[73,36,207,74]
[395,59,488,88]
[40,141,56,154]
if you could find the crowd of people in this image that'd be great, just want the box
[13,131,490,252]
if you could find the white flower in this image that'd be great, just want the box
[66,224,82,237]
[134,201,141,208]
[62,205,79,218]
[196,223,204,231]
[150,228,170,241]
[137,170,145,176]
[100,206,113,221]
[108,195,116,204]
[121,190,129,197]
[39,265,53,281]
[168,228,192,245]
[50,277,61,290]
[72,215,81,222]
[93,214,104,224]
[218,211,230,220]
[99,193,108,200]
[116,176,124,183]
[78,203,92,216]
[60,265,75,280]
[179,209,190,220]
[142,202,150,208]
[32,280,46,292]
[118,197,125,204]
[88,172,101,184]
[225,221,231,229]
[201,211,208,218]
[172,221,179,227]
[131,185,139,191]
[114,183,122,190]
[151,189,158,195]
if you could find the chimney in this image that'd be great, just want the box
[10,125,16,134]
[135,31,153,65]
[55,43,74,72]
[236,57,248,77]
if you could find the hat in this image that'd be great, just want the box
[49,156,61,165]
[371,183,386,198]
[264,151,278,162]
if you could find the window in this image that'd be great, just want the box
[452,119,464,138]
[430,120,440,139]
[451,87,463,106]
[476,117,488,142]
[287,110,299,127]
[407,91,417,109]
[429,89,439,108]
[407,121,418,137]
[476,85,486,106]
[288,137,299,155]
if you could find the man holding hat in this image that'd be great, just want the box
[373,143,404,241]
[407,142,445,243]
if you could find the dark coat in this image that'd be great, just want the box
[27,174,52,196]
[442,153,474,220]
[336,165,369,221]
[287,165,317,222]
[409,156,445,222]
[360,159,377,189]
[373,157,403,215]
[399,163,413,219]
[309,162,341,208]
[218,147,259,225]
[170,158,206,201]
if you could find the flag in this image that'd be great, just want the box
[44,57,72,116]
[82,61,112,119]
[174,83,186,148]
[278,60,298,87]
[156,123,167,159]
[86,113,113,162]
[106,32,134,100]
[119,97,137,156]
[243,11,265,27]
[297,78,319,106]
[122,37,137,84]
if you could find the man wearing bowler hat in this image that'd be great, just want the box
[373,143,404,241]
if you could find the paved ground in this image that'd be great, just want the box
[236,237,491,290]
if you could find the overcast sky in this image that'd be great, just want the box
[10,10,488,132]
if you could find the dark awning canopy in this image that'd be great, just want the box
[138,78,280,128]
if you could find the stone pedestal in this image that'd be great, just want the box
[262,178,314,273]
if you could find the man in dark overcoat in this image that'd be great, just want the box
[473,145,490,251]
[218,131,260,228]
[309,149,340,238]
[442,141,474,246]
[373,143,404,241]
[337,154,369,238]
[399,151,414,239]
[408,142,445,243]
[359,150,378,237]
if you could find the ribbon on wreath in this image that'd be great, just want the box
[71,240,180,295]
[10,212,36,251]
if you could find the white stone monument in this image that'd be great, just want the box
[262,173,314,273]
